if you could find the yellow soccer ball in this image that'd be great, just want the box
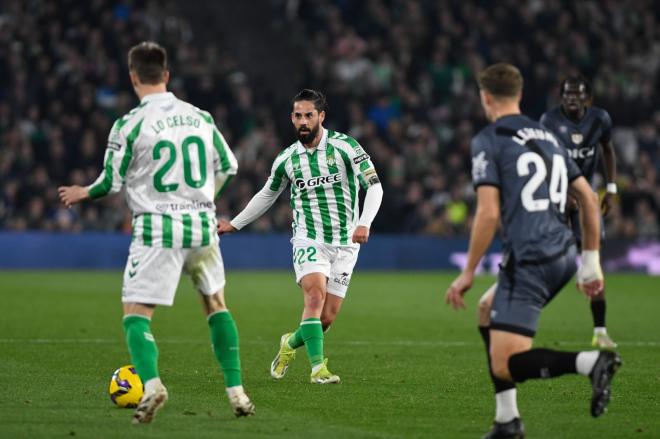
[108,365,144,408]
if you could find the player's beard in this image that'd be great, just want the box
[296,124,318,144]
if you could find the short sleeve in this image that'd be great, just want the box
[539,112,550,130]
[470,133,500,188]
[599,110,612,143]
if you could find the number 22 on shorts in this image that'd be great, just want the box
[293,246,317,265]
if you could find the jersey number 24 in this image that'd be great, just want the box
[517,152,568,213]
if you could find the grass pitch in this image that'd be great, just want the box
[0,271,658,438]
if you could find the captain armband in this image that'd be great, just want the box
[362,168,381,187]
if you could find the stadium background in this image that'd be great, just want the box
[1,2,660,438]
[0,0,658,271]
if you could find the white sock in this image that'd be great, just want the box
[576,351,599,376]
[594,327,607,336]
[311,363,324,375]
[495,388,520,423]
[144,377,163,395]
[226,385,245,397]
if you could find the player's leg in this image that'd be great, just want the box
[321,244,359,332]
[299,272,340,383]
[321,294,343,332]
[490,251,620,421]
[476,284,522,436]
[590,215,616,348]
[272,240,338,382]
[574,208,616,348]
[186,245,254,417]
[121,243,181,423]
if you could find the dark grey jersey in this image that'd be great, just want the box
[471,114,582,263]
[540,106,612,183]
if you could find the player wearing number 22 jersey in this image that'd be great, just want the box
[58,42,254,423]
[219,89,383,385]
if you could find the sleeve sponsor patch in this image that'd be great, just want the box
[368,174,380,186]
[359,161,372,172]
[353,153,370,165]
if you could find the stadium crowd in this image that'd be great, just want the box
[1,0,659,239]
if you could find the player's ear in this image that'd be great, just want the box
[162,70,170,85]
[318,110,325,124]
[129,70,140,88]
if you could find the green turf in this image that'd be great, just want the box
[0,271,658,438]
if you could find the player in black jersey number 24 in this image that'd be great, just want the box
[445,64,621,439]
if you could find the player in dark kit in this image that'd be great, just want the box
[445,64,621,439]
[540,75,618,348]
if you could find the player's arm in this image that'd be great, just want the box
[600,139,617,217]
[598,110,616,217]
[212,127,238,198]
[343,140,383,244]
[218,155,288,234]
[58,119,130,207]
[446,134,500,310]
[570,176,604,297]
[445,186,500,310]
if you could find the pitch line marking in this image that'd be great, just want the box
[0,338,658,347]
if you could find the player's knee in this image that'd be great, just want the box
[490,352,513,381]
[201,290,227,315]
[477,297,492,326]
[477,287,495,326]
[304,286,325,311]
[321,310,337,328]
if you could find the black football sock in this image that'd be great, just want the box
[508,348,578,383]
[591,298,606,328]
[479,326,516,393]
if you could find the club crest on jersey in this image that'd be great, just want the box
[471,151,489,181]
[327,156,336,167]
[294,174,342,190]
[571,133,584,144]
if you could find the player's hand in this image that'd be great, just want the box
[58,185,89,208]
[352,225,370,244]
[577,279,604,298]
[576,250,604,298]
[217,219,237,235]
[567,194,579,211]
[445,271,474,310]
[601,192,614,217]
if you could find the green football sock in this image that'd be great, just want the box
[208,311,242,387]
[123,315,159,383]
[300,317,324,367]
[287,327,305,349]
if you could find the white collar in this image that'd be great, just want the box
[141,91,175,104]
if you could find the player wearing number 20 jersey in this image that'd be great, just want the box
[88,92,237,248]
[58,42,253,423]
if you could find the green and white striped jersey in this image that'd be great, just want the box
[266,128,379,246]
[87,92,237,248]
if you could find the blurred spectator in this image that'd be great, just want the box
[1,0,658,240]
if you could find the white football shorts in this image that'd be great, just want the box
[291,238,360,298]
[121,242,226,306]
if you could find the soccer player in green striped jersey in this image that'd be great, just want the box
[218,89,384,384]
[58,42,254,423]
